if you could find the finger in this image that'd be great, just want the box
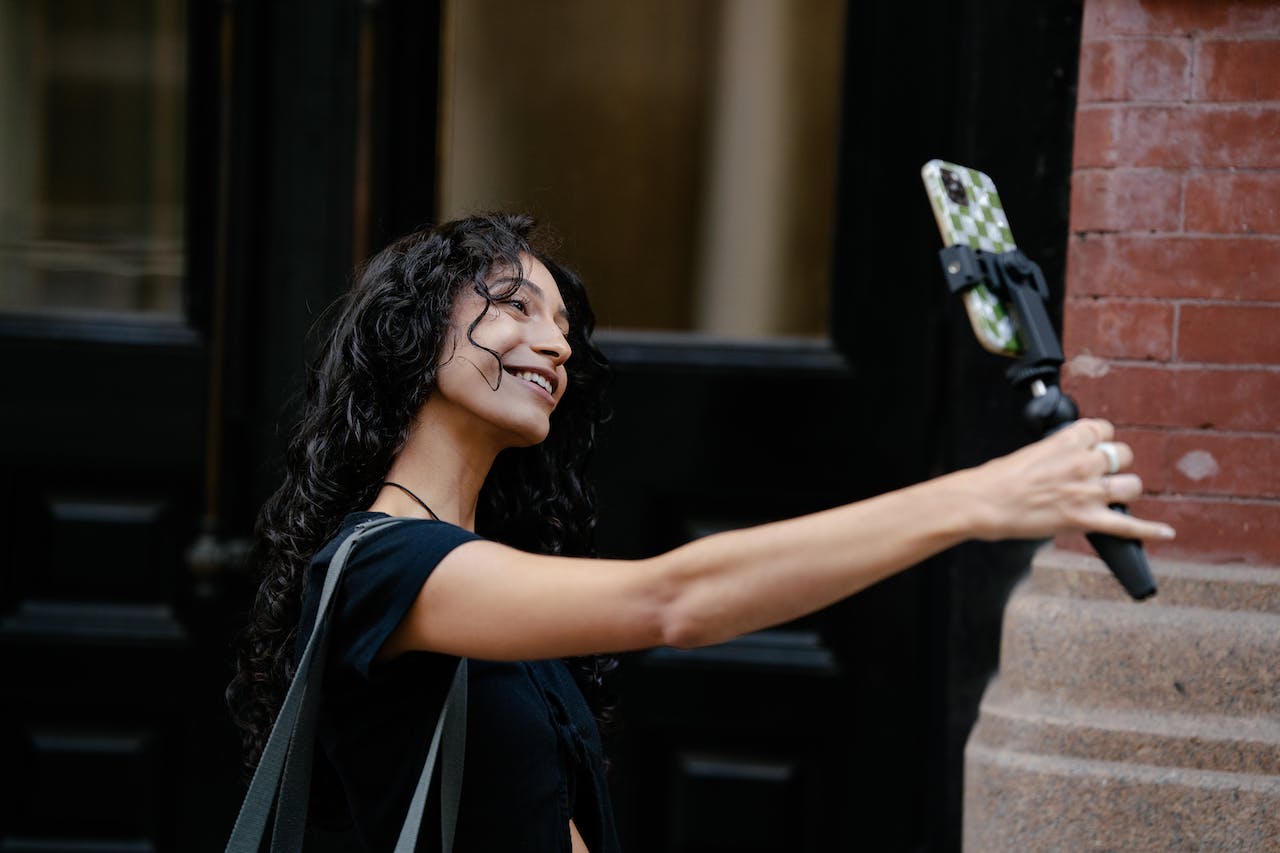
[1080,417,1111,445]
[1091,441,1134,476]
[1099,473,1143,504]
[1058,418,1113,450]
[1088,507,1176,542]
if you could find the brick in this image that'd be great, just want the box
[1196,40,1280,101]
[1067,235,1280,301]
[1063,298,1174,360]
[1069,169,1182,233]
[1078,39,1190,103]
[1074,105,1280,169]
[1178,304,1280,365]
[1184,173,1280,235]
[1084,0,1280,40]
[1114,426,1173,493]
[1062,363,1280,431]
[1166,431,1280,498]
[1127,495,1280,565]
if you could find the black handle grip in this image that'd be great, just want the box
[933,244,1158,600]
[1085,505,1157,600]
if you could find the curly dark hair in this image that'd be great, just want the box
[226,213,614,772]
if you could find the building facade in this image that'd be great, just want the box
[10,1,1263,850]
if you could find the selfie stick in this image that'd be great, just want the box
[938,245,1158,600]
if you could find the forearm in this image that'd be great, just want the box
[652,470,980,648]
[390,421,1170,661]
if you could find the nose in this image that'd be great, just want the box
[535,330,571,366]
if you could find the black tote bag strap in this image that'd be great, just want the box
[275,517,405,850]
[394,657,468,853]
[226,517,397,852]
[226,517,468,853]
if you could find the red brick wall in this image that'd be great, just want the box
[1062,0,1280,565]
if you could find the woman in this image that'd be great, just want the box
[227,213,1174,852]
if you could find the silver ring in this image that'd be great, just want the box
[1095,441,1121,475]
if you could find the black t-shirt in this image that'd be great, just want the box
[297,512,620,852]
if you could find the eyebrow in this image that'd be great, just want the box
[511,278,571,329]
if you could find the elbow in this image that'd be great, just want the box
[644,556,711,650]
[659,612,704,650]
[656,589,720,650]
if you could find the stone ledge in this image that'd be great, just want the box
[964,549,1280,851]
[1031,548,1280,613]
[974,678,1280,775]
[998,586,1279,716]
[966,744,1280,852]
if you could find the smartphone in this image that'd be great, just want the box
[921,159,1023,357]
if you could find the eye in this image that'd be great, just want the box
[504,298,528,315]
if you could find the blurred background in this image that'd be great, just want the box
[0,0,1086,849]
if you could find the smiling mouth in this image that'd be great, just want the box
[506,368,555,396]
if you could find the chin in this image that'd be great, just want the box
[500,418,552,449]
[512,429,551,448]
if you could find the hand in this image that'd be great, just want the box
[960,419,1176,543]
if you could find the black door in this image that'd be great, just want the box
[0,3,218,849]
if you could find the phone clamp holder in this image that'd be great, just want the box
[938,244,1157,600]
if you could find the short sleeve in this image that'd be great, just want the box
[314,515,482,682]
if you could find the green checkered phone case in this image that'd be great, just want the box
[921,160,1023,356]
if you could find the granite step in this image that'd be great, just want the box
[964,550,1280,851]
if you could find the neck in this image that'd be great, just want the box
[371,404,504,532]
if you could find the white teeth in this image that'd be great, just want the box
[514,370,553,395]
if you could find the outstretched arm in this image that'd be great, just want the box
[383,419,1173,661]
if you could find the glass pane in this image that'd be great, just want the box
[0,0,187,319]
[439,0,845,338]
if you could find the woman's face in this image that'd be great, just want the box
[430,253,572,449]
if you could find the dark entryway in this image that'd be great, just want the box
[0,2,1081,850]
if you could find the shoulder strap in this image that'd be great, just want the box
[394,657,467,853]
[225,517,468,853]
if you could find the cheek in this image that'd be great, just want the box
[441,320,510,376]
[466,309,522,354]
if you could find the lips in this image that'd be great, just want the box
[504,366,557,397]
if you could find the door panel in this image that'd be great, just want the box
[625,633,849,853]
[589,339,924,851]
[0,1,208,848]
[0,327,202,851]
